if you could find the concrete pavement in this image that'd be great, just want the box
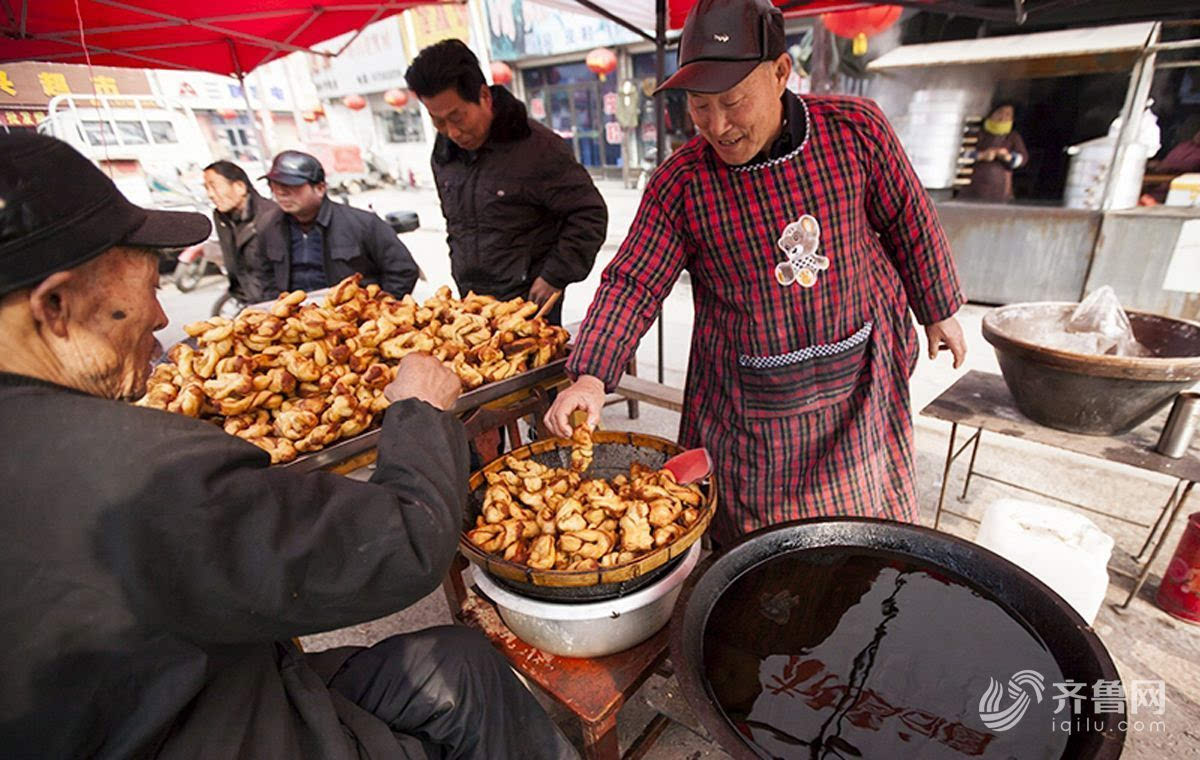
[155,179,1199,759]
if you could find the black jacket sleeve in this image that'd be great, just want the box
[367,215,419,297]
[101,398,468,643]
[532,139,608,290]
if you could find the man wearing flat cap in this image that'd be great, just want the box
[548,0,967,544]
[0,134,577,758]
[251,149,419,300]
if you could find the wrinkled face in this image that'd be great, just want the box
[419,85,494,152]
[62,247,168,400]
[989,105,1014,123]
[203,170,248,214]
[269,180,325,220]
[687,56,791,167]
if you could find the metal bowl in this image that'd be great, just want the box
[982,302,1200,435]
[672,518,1125,759]
[461,431,717,602]
[473,542,700,658]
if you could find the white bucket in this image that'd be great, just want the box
[975,499,1114,625]
[471,542,701,658]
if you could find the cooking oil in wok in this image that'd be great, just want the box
[702,548,1075,759]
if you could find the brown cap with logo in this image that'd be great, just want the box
[656,0,786,94]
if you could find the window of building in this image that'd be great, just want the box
[522,62,621,174]
[81,120,116,146]
[148,120,178,144]
[376,103,425,143]
[115,120,149,145]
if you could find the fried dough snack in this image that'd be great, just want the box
[137,274,570,464]
[467,425,704,572]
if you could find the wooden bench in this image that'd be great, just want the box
[613,374,684,414]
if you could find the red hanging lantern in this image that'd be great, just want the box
[301,110,318,123]
[490,61,514,87]
[311,102,326,117]
[820,5,902,56]
[216,107,237,120]
[343,94,367,111]
[384,88,409,109]
[585,47,618,82]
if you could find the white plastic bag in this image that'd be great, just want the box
[1061,286,1149,357]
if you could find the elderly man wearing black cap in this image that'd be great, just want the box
[0,134,577,759]
[250,149,419,300]
[548,0,968,545]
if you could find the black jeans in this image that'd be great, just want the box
[325,626,578,760]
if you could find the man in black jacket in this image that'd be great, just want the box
[0,133,577,759]
[256,150,420,299]
[406,40,607,325]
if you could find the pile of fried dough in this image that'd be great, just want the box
[137,274,570,464]
[467,426,705,572]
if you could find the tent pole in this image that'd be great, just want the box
[227,38,272,176]
[654,0,667,384]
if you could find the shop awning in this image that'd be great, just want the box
[867,22,1156,75]
[0,0,460,76]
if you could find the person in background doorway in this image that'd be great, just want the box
[961,104,1029,203]
[256,150,419,299]
[203,160,280,303]
[405,39,607,325]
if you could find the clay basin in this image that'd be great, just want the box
[982,303,1200,436]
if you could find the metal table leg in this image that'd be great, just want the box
[1117,481,1195,611]
[1135,480,1184,564]
[960,430,983,501]
[934,423,958,531]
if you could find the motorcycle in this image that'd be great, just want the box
[174,238,224,293]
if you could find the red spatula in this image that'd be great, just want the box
[662,448,713,485]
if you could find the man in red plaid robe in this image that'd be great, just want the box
[546,0,967,546]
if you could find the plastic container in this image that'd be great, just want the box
[1156,512,1200,624]
[975,499,1114,625]
[471,542,701,658]
[1165,173,1200,207]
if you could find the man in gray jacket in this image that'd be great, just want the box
[0,133,576,759]
[406,40,607,325]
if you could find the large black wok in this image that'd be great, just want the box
[672,518,1125,759]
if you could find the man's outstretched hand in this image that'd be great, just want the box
[385,353,463,410]
[544,375,605,438]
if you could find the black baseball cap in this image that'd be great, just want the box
[262,150,325,185]
[656,0,786,94]
[0,132,211,297]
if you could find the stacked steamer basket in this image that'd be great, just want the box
[462,430,716,658]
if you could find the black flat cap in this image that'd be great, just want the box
[262,150,325,186]
[0,132,211,296]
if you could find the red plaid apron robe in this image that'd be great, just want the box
[568,96,965,544]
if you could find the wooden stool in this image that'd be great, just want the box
[443,557,672,760]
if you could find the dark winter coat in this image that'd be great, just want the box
[432,85,607,300]
[255,196,419,298]
[0,372,468,759]
[212,191,281,302]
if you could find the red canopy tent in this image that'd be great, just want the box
[0,0,459,168]
[0,1,457,75]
